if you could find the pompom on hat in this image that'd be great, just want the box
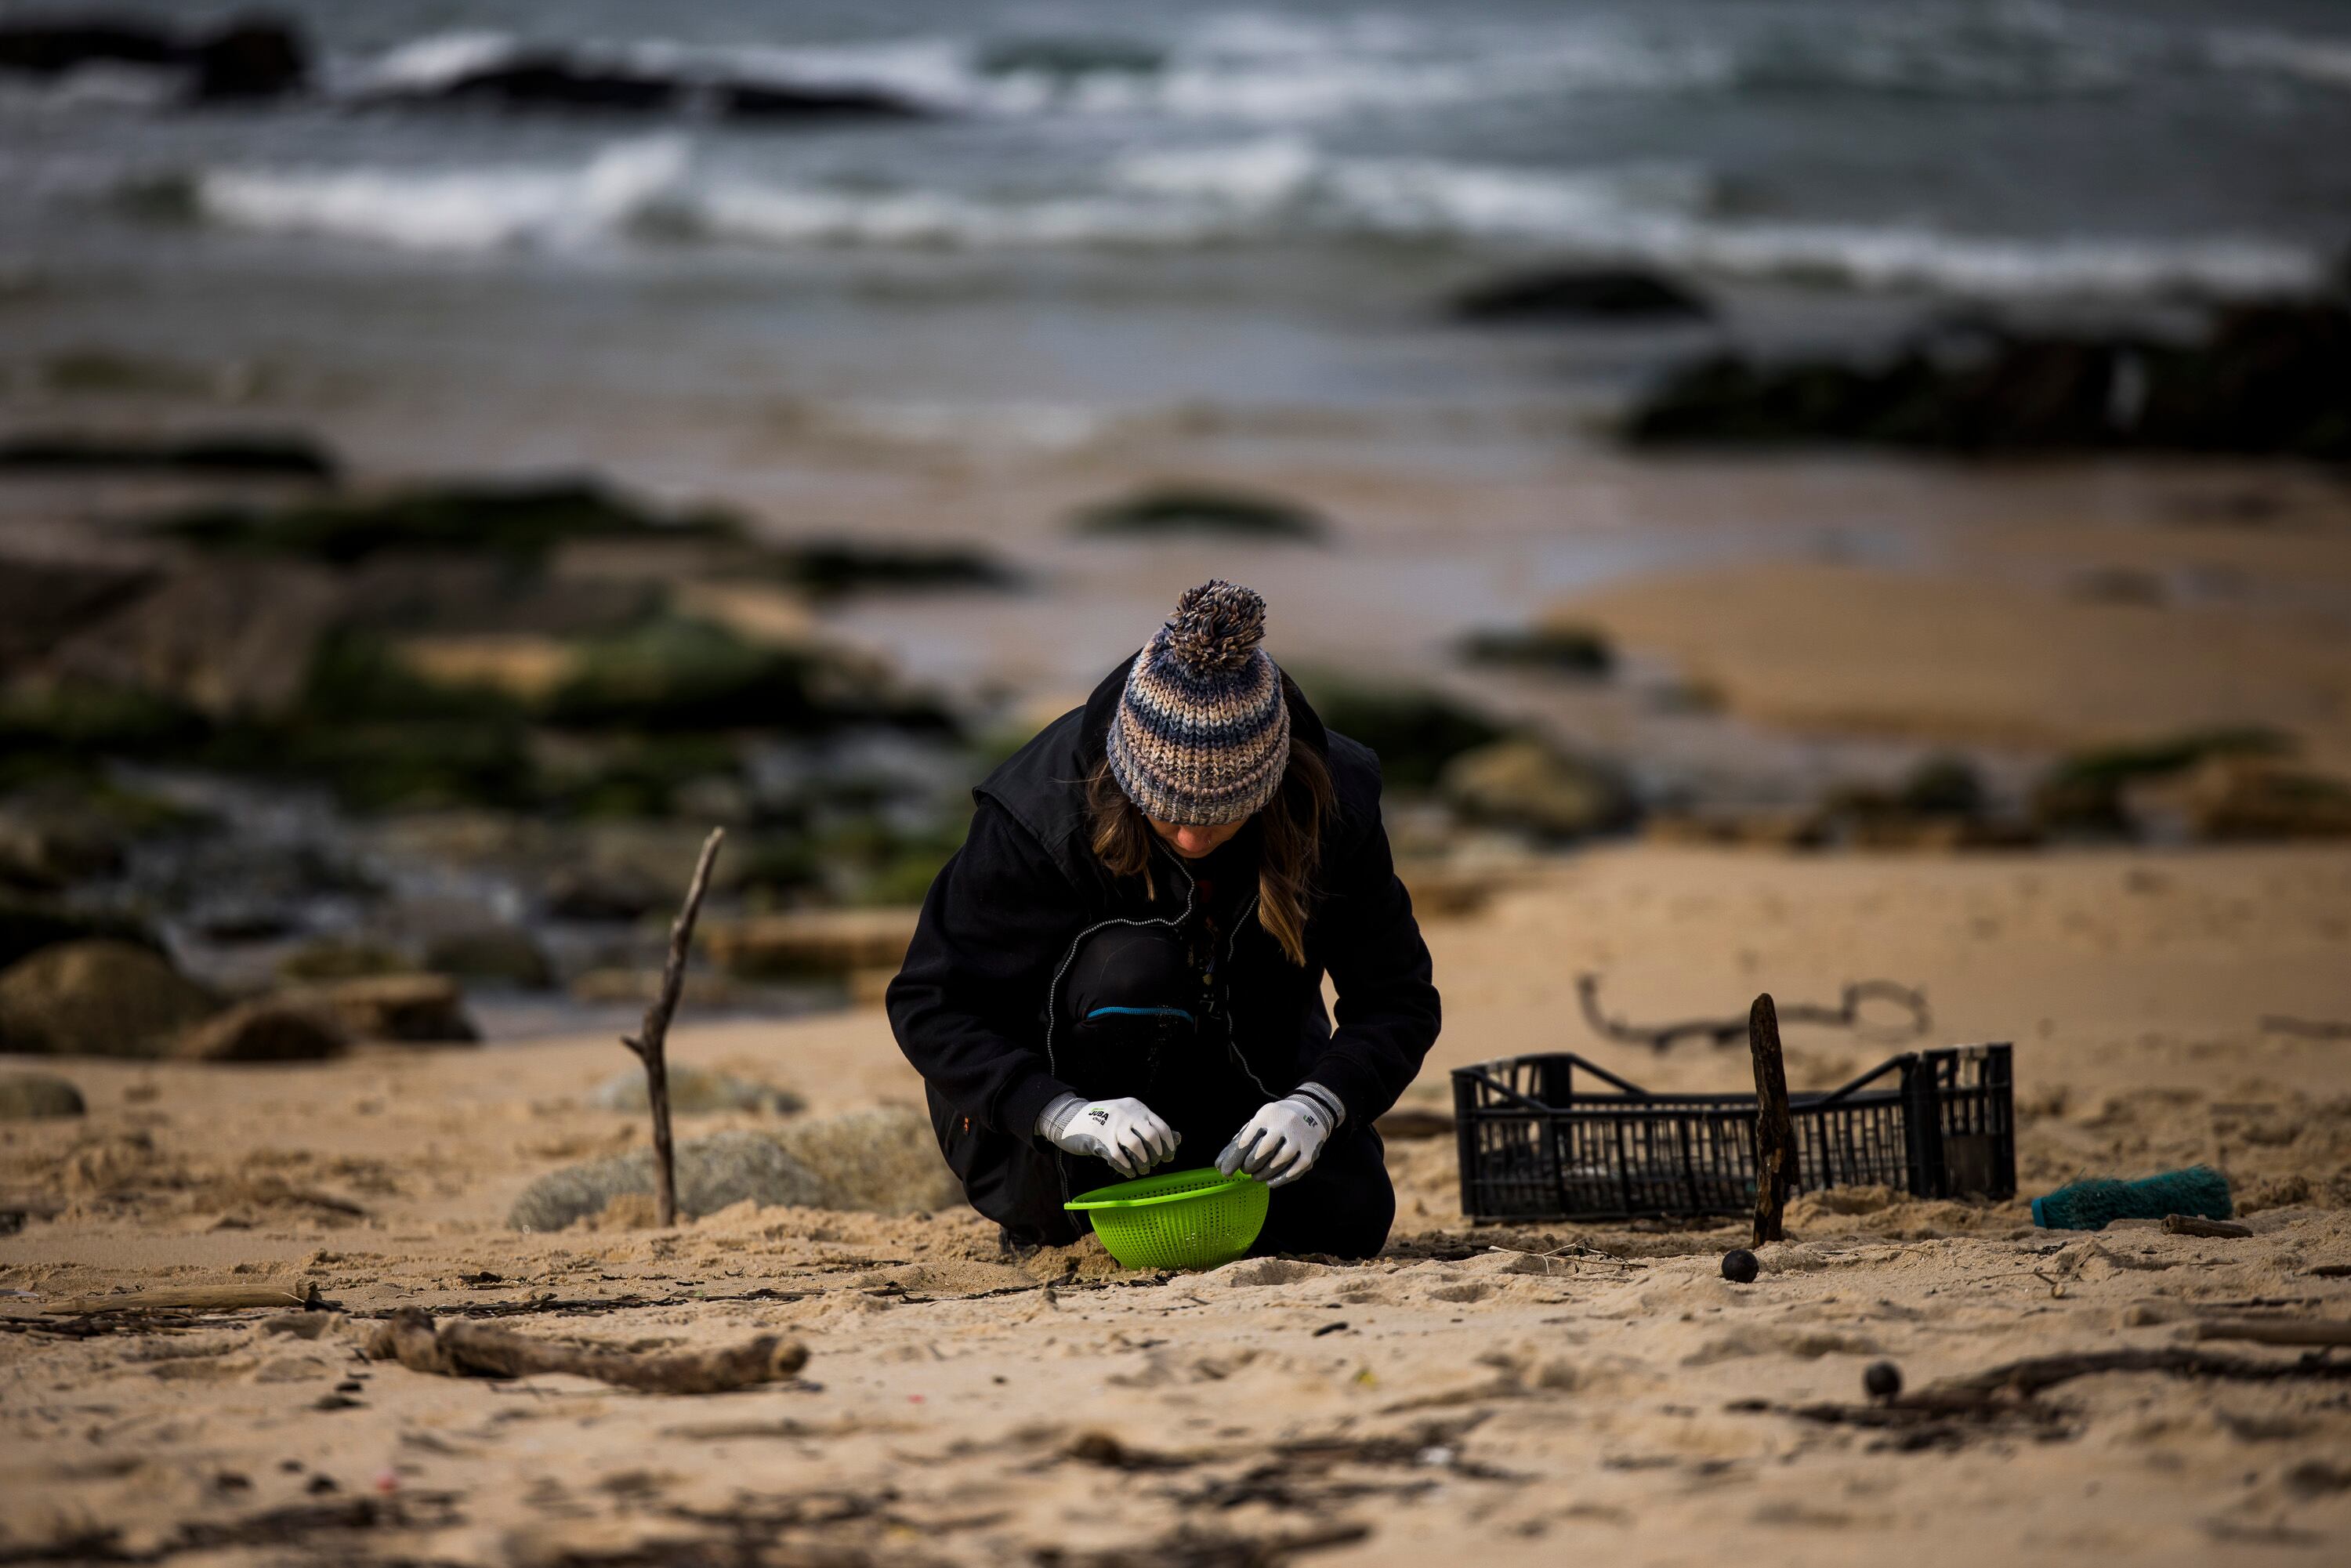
[1106,580,1291,826]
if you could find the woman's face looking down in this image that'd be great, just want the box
[1147,815,1247,859]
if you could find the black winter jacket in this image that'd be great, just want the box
[885,652,1442,1240]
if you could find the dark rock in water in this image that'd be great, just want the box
[188,19,307,101]
[281,974,478,1044]
[1628,301,2351,459]
[0,20,181,75]
[0,432,335,479]
[0,1070,85,1119]
[1438,738,1638,842]
[1072,484,1326,542]
[0,893,160,971]
[0,16,306,100]
[0,557,158,677]
[1863,1360,1904,1400]
[369,51,929,122]
[1451,266,1712,323]
[0,939,216,1056]
[423,926,554,990]
[714,81,932,122]
[41,560,345,721]
[411,56,683,113]
[1721,1248,1759,1284]
[171,996,346,1061]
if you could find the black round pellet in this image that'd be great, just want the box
[1720,1248,1759,1284]
[1864,1360,1904,1400]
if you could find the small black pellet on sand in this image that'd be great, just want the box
[1720,1248,1759,1284]
[1864,1360,1904,1400]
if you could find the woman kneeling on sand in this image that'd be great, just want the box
[888,581,1440,1258]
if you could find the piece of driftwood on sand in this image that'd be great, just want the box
[1577,972,1929,1052]
[42,1283,323,1315]
[1748,992,1794,1246]
[2163,1214,2253,1238]
[2190,1316,2351,1348]
[362,1305,807,1394]
[622,826,725,1228]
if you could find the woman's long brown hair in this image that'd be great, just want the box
[1085,736,1335,966]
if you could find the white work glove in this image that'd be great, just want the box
[1215,1085,1344,1189]
[1038,1094,1179,1178]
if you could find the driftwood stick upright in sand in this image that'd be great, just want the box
[1749,992,1795,1246]
[623,827,725,1228]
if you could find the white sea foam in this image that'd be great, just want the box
[197,136,692,252]
[331,5,2201,128]
[2208,29,2351,92]
[183,132,2325,301]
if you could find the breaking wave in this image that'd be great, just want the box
[178,133,2327,302]
[325,9,2351,125]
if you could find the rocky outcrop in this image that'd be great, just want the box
[507,1106,958,1230]
[0,556,158,678]
[361,52,929,123]
[1627,300,2351,459]
[0,940,216,1056]
[40,560,346,721]
[170,997,346,1061]
[1438,738,1637,842]
[0,1070,85,1119]
[1071,484,1327,542]
[279,974,478,1045]
[509,1130,830,1231]
[0,433,335,478]
[0,16,309,102]
[1451,266,1712,323]
[0,894,158,972]
[422,926,553,990]
[702,907,918,979]
[590,1066,806,1117]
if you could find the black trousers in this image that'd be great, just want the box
[1052,924,1394,1261]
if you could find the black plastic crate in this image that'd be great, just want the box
[1449,1043,2014,1223]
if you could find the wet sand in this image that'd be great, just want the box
[5,842,2349,1565]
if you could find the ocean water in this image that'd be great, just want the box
[4,0,2349,470]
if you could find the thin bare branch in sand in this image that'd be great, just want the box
[362,1306,807,1394]
[1577,972,1929,1052]
[621,827,725,1229]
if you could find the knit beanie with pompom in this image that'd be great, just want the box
[1105,580,1291,826]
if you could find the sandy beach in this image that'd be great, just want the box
[6,840,2349,1566]
[8,4,2351,1560]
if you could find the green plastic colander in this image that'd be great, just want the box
[1063,1167,1269,1270]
